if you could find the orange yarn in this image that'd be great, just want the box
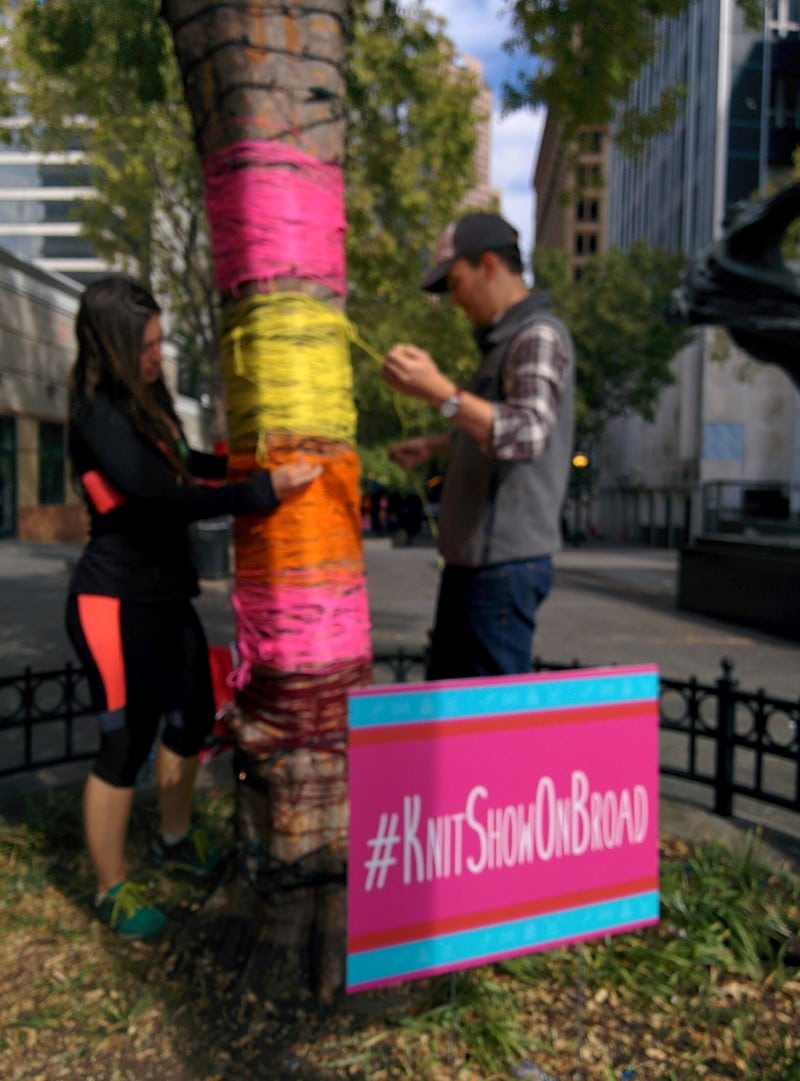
[229,441,363,580]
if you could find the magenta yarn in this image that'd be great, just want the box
[231,578,371,683]
[203,140,347,296]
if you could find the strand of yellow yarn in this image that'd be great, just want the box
[347,324,440,542]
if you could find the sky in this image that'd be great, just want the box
[412,0,545,265]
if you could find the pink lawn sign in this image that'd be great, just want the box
[347,665,660,992]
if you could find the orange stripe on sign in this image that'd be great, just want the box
[76,595,126,712]
[349,700,653,748]
[348,874,659,954]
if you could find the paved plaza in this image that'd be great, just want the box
[1,536,798,869]
[3,536,799,697]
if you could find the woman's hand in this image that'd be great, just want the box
[270,457,323,499]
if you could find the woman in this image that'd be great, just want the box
[66,276,320,939]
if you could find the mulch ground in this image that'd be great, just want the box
[2,792,799,1081]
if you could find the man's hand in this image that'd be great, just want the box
[270,457,323,499]
[381,343,455,405]
[388,433,453,470]
[388,437,433,470]
[383,341,494,452]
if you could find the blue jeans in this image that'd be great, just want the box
[426,558,554,680]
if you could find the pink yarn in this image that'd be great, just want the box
[231,578,371,681]
[203,140,347,296]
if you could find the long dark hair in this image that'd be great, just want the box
[70,276,187,475]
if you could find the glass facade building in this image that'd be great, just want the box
[608,0,800,255]
[0,147,111,284]
[599,0,800,545]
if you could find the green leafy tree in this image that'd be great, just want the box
[534,242,691,441]
[346,0,484,483]
[7,0,484,459]
[502,0,763,150]
[9,0,220,417]
[0,1,15,126]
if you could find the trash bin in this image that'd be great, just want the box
[192,516,232,579]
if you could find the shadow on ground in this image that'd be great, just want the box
[0,783,429,1081]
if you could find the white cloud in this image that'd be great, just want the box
[424,1,509,57]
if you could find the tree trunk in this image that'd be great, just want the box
[161,0,368,1002]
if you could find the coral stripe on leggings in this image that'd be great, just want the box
[66,594,215,787]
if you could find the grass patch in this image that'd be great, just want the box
[1,783,799,1080]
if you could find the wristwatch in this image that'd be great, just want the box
[439,388,461,419]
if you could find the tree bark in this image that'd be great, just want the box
[161,0,364,1002]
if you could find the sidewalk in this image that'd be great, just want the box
[3,537,799,695]
[1,537,799,871]
[540,545,800,699]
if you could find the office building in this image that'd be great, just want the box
[0,142,113,285]
[537,0,800,546]
[535,121,611,281]
[458,55,501,212]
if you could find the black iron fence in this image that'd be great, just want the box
[659,660,800,817]
[2,654,799,821]
[1,662,96,779]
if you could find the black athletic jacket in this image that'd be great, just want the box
[68,390,279,601]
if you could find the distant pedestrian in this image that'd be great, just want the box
[403,493,423,545]
[382,213,574,678]
[369,483,385,534]
[66,276,320,938]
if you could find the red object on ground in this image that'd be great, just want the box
[201,644,236,763]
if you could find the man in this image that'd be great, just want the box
[381,211,574,679]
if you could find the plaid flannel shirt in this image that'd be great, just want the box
[490,320,570,461]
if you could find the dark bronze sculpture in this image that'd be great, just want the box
[669,181,800,389]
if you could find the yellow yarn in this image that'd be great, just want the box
[222,293,357,447]
[221,290,438,539]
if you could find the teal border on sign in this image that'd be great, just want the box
[349,668,659,730]
[347,890,660,990]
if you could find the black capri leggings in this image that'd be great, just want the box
[66,594,215,788]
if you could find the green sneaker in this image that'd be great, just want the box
[95,881,166,940]
[149,825,222,878]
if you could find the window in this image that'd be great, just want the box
[0,416,15,538]
[702,423,744,462]
[38,421,65,505]
[578,163,603,188]
[41,236,96,258]
[0,236,42,260]
[39,162,95,187]
[577,130,603,154]
[0,163,40,185]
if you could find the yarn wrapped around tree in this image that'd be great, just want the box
[162,0,365,1002]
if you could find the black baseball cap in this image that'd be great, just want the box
[421,212,520,293]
